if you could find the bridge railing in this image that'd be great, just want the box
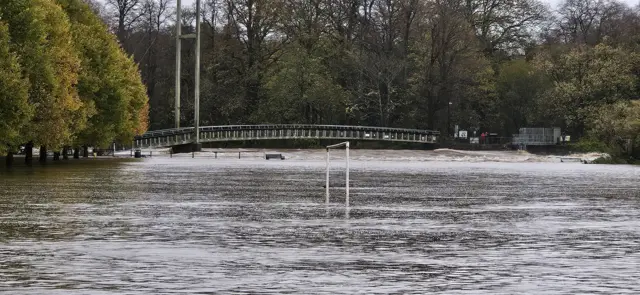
[137,124,439,139]
[134,124,440,148]
[198,124,439,133]
[139,127,194,138]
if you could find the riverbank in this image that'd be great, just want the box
[110,148,618,164]
[5,147,630,167]
[4,154,138,168]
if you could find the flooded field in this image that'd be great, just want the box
[1,149,639,294]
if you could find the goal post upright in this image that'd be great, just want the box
[326,141,350,207]
[326,147,330,204]
[346,142,349,206]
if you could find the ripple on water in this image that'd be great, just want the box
[1,152,639,294]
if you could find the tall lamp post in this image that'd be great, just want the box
[175,0,182,129]
[447,101,453,138]
[194,0,201,150]
[175,0,202,151]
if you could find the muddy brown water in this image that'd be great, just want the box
[1,150,639,294]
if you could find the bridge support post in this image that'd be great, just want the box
[192,143,202,152]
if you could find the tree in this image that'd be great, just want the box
[137,0,171,130]
[259,42,348,124]
[1,0,86,150]
[535,44,639,136]
[555,0,626,46]
[495,59,548,134]
[0,21,32,155]
[225,0,288,121]
[409,0,482,133]
[105,0,143,45]
[57,0,149,147]
[588,100,640,155]
[464,0,548,56]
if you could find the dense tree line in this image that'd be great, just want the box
[0,0,148,160]
[5,0,639,157]
[95,0,639,155]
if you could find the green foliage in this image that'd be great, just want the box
[535,45,639,136]
[56,0,149,147]
[586,100,640,156]
[1,0,85,149]
[3,0,640,156]
[258,43,348,124]
[570,137,613,154]
[0,0,148,153]
[0,21,33,154]
[460,60,500,131]
[495,59,549,134]
[565,100,640,160]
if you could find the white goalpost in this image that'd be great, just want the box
[326,141,350,207]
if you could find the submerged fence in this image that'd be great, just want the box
[512,128,562,146]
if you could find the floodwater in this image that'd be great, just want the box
[1,149,639,294]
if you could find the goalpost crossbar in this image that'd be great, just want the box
[326,141,349,207]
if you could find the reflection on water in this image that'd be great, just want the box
[1,151,639,294]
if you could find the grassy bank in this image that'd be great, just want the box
[567,138,638,165]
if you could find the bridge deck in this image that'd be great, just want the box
[135,124,439,148]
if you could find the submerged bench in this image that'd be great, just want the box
[265,153,285,160]
[560,157,582,163]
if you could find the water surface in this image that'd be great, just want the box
[1,150,639,294]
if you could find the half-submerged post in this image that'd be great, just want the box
[325,148,330,204]
[346,142,350,206]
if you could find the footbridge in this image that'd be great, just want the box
[134,124,439,149]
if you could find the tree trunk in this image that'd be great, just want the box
[53,151,60,161]
[6,151,13,167]
[118,11,126,45]
[74,147,80,159]
[39,145,47,163]
[25,141,33,164]
[62,146,69,160]
[83,145,89,158]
